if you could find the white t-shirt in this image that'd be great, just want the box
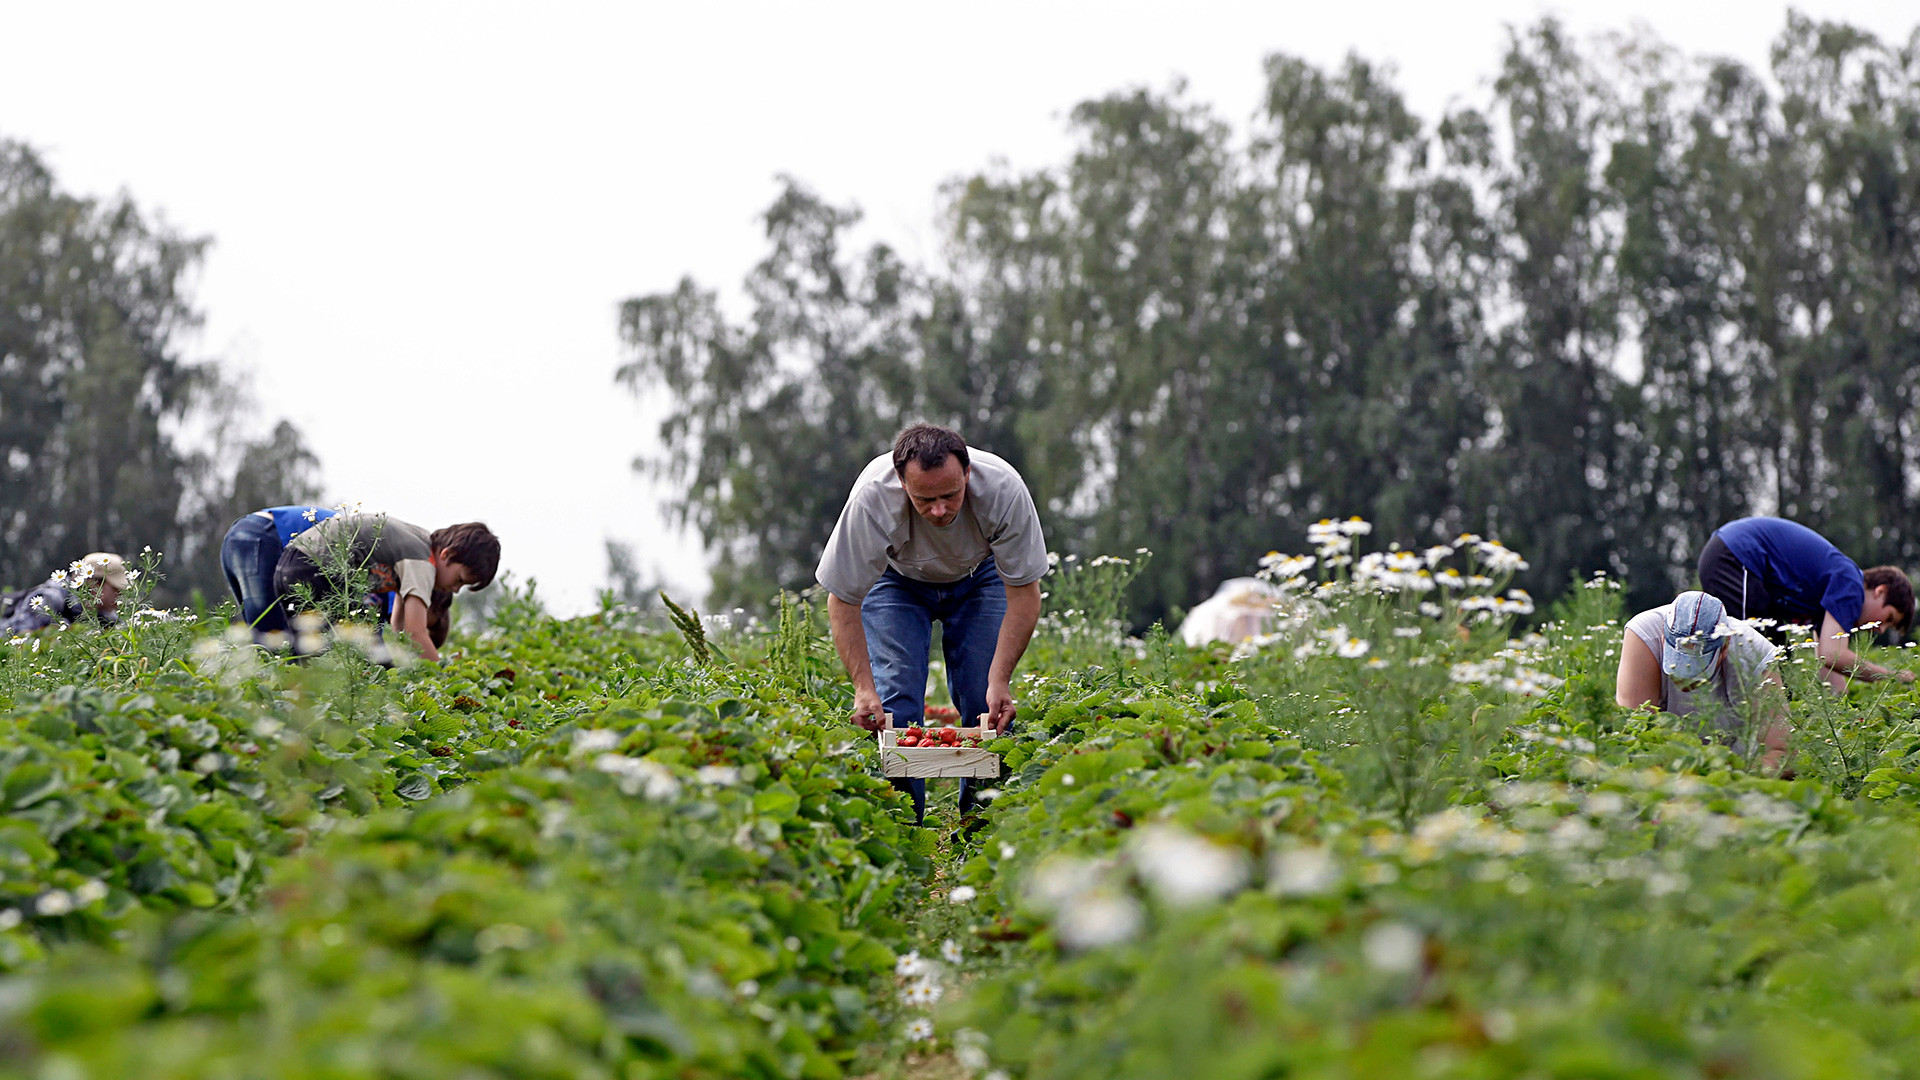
[816,449,1049,603]
[1625,604,1780,719]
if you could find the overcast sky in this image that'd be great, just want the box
[3,1,1912,614]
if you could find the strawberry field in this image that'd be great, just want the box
[5,528,1920,1079]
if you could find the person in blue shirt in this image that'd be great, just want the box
[220,506,338,639]
[1698,517,1914,691]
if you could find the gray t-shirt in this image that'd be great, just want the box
[289,513,437,608]
[1625,604,1780,719]
[816,449,1048,603]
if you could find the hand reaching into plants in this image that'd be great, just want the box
[850,686,886,731]
[986,678,1016,734]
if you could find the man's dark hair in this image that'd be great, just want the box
[431,522,501,589]
[1864,565,1914,631]
[892,424,970,478]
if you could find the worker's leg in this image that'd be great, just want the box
[939,559,1009,815]
[221,515,288,639]
[861,570,935,823]
[271,545,331,655]
[1697,534,1775,626]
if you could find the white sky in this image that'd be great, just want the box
[3,1,1912,613]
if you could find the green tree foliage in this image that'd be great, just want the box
[0,139,320,603]
[616,179,919,604]
[622,13,1920,621]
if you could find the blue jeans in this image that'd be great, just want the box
[862,558,1008,823]
[221,515,288,637]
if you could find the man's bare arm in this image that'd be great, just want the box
[396,594,440,662]
[1753,668,1791,773]
[1615,631,1662,709]
[985,581,1042,733]
[1814,611,1911,684]
[827,594,886,729]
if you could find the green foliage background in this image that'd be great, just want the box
[0,141,321,605]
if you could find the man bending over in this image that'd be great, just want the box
[274,513,498,662]
[1697,517,1913,690]
[816,424,1048,823]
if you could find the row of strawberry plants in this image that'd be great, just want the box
[929,592,1920,1078]
[0,605,940,1078]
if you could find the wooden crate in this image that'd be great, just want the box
[877,713,1002,779]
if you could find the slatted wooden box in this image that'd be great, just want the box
[876,713,1002,779]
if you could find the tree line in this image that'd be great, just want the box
[0,140,320,604]
[619,12,1920,624]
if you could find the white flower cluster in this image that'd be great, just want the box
[1129,825,1250,905]
[1291,624,1372,660]
[1511,723,1595,751]
[1306,516,1373,558]
[1023,827,1254,950]
[1354,550,1437,594]
[895,949,949,1023]
[1025,856,1140,949]
[1365,788,1763,893]
[1257,551,1318,589]
[593,753,681,800]
[1270,844,1341,896]
[1458,589,1536,616]
[1459,534,1529,573]
[1449,653,1564,697]
[573,729,622,754]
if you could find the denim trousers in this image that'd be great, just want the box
[862,558,1008,823]
[221,515,288,636]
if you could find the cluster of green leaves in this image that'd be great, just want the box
[0,600,942,1079]
[13,541,1920,1078]
[930,583,1920,1079]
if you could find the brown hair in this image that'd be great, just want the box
[892,424,970,478]
[1864,565,1914,632]
[431,522,500,589]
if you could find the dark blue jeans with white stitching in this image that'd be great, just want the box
[861,558,1008,823]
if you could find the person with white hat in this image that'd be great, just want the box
[1615,590,1789,768]
[0,553,130,635]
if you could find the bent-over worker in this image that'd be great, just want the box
[1697,516,1913,691]
[817,424,1048,823]
[1617,590,1789,771]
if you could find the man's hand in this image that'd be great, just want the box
[984,582,1041,735]
[985,678,1016,734]
[850,687,886,731]
[1899,669,1917,684]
